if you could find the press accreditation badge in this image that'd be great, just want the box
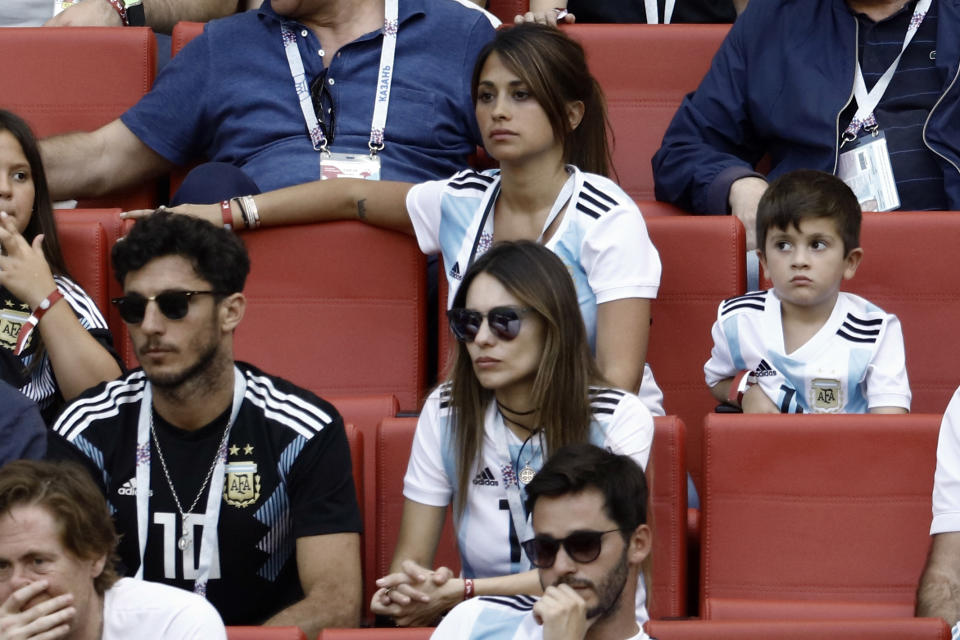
[836,131,900,212]
[320,153,381,181]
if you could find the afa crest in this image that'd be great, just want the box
[223,461,261,507]
[810,378,842,412]
[0,300,32,353]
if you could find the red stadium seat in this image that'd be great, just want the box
[373,417,460,613]
[645,216,746,491]
[486,0,526,23]
[760,211,960,415]
[646,618,950,640]
[326,394,400,624]
[53,216,109,318]
[319,629,432,639]
[700,413,940,619]
[343,422,364,525]
[227,627,307,640]
[564,24,730,201]
[647,416,688,619]
[236,222,427,411]
[172,20,204,56]
[636,200,688,217]
[0,28,157,210]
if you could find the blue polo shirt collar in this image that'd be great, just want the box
[257,0,426,34]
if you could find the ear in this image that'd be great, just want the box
[219,292,246,333]
[627,523,652,566]
[565,100,585,131]
[843,247,864,280]
[756,249,769,283]
[90,553,107,580]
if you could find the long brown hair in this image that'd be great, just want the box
[447,241,605,512]
[471,23,614,177]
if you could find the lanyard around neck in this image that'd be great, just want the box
[844,0,932,140]
[281,0,399,154]
[134,366,246,596]
[643,0,676,23]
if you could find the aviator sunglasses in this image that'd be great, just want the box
[447,306,534,342]
[111,290,222,324]
[521,529,626,569]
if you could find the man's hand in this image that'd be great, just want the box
[0,581,75,640]
[532,584,588,640]
[741,384,779,413]
[45,0,123,27]
[728,176,768,251]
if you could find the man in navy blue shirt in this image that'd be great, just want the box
[39,0,497,202]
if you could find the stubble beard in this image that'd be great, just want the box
[555,546,630,621]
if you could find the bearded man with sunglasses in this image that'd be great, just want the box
[432,443,652,640]
[46,212,362,639]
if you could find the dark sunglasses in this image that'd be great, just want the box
[447,306,533,342]
[310,72,336,144]
[521,529,625,569]
[111,290,222,324]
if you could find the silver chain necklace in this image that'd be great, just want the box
[150,411,233,552]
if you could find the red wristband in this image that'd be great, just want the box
[463,578,475,600]
[15,289,65,355]
[220,200,234,230]
[103,0,128,25]
[727,369,751,406]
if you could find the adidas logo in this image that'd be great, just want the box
[117,477,152,497]
[753,360,777,378]
[472,466,498,487]
[449,262,462,281]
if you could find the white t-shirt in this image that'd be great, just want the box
[0,0,54,25]
[704,289,911,413]
[431,595,651,640]
[404,385,653,622]
[932,387,960,534]
[102,578,226,640]
[406,166,664,415]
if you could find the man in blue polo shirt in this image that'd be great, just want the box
[39,0,498,202]
[652,0,960,250]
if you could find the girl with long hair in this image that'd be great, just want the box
[158,22,664,414]
[378,241,653,625]
[0,110,121,421]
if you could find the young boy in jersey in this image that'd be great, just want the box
[704,169,911,414]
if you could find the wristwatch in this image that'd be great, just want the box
[123,0,145,26]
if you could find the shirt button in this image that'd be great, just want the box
[328,77,335,85]
[300,29,307,37]
[318,49,325,57]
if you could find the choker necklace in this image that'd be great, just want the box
[496,400,537,416]
[150,411,233,552]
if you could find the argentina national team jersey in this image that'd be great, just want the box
[704,289,911,413]
[50,362,361,624]
[431,595,652,640]
[404,384,654,622]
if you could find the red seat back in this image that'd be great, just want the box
[645,216,745,490]
[485,0,526,22]
[700,413,940,619]
[374,418,460,611]
[236,222,426,411]
[319,629,432,640]
[53,215,109,317]
[564,24,730,201]
[647,416,688,619]
[227,627,307,640]
[1,28,157,210]
[759,211,960,415]
[647,618,950,640]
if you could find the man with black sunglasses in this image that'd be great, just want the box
[432,443,652,640]
[46,212,362,639]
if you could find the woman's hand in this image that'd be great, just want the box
[0,211,58,309]
[371,560,460,626]
[121,203,225,228]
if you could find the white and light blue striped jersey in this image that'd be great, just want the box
[431,595,651,640]
[704,289,910,413]
[406,166,664,415]
[404,385,653,622]
[932,387,960,534]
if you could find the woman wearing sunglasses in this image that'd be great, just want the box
[154,22,663,415]
[374,241,654,627]
[0,110,121,422]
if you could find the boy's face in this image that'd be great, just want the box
[759,217,863,314]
